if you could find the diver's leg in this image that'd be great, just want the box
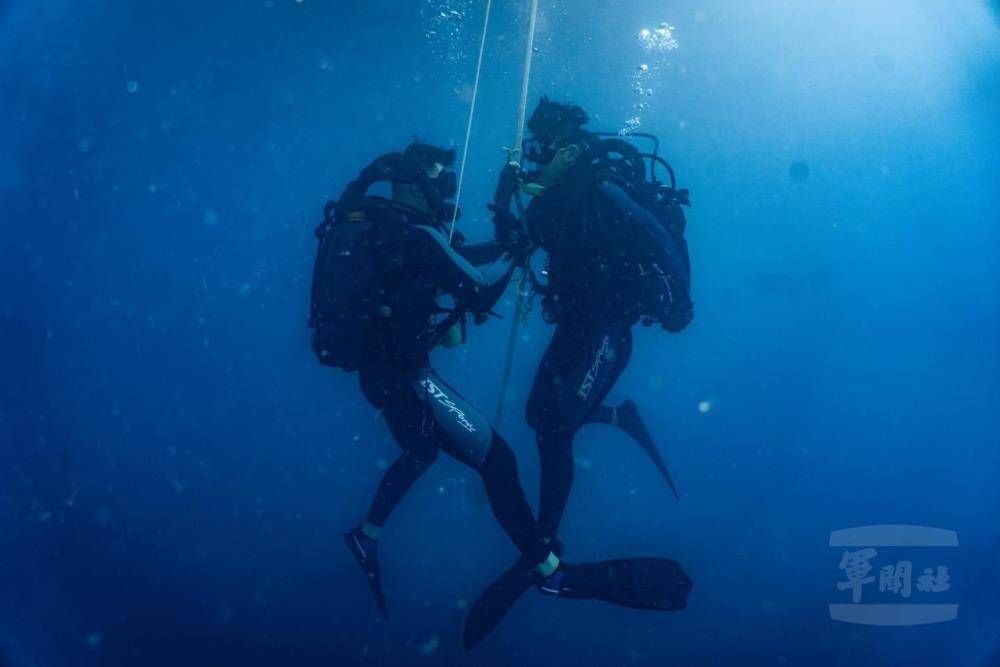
[411,369,551,565]
[357,370,440,531]
[576,334,679,498]
[527,322,634,536]
[535,429,575,540]
[526,325,584,539]
[479,433,552,563]
[345,369,441,618]
[364,449,437,529]
[588,404,618,425]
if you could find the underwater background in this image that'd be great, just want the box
[2,1,998,665]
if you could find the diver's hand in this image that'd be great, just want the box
[502,228,535,263]
[490,206,524,246]
[493,161,522,206]
[662,299,694,333]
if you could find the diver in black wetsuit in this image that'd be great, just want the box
[321,142,559,618]
[313,141,692,637]
[491,97,695,546]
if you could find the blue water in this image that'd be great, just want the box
[2,1,998,665]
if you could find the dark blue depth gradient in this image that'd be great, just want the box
[1,1,998,666]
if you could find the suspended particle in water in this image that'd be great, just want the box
[698,400,712,414]
[789,161,810,182]
[419,635,441,656]
[874,53,895,73]
[86,632,103,648]
[203,209,219,226]
[126,80,139,94]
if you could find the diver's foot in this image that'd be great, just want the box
[344,526,389,619]
[534,562,587,599]
[535,565,569,596]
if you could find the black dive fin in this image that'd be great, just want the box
[639,439,680,500]
[344,531,389,620]
[560,557,692,611]
[464,556,692,650]
[618,400,680,499]
[463,557,535,650]
[367,570,389,620]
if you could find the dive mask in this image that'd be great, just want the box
[435,168,458,200]
[521,136,560,166]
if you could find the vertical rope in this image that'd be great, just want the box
[493,0,539,426]
[494,269,532,425]
[513,0,539,162]
[458,1,542,614]
[448,0,494,243]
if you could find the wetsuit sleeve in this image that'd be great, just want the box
[406,226,517,313]
[596,182,693,329]
[456,240,507,265]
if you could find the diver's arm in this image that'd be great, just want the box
[456,240,507,266]
[408,225,518,312]
[597,182,691,294]
[597,181,693,330]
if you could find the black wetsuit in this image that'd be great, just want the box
[357,206,548,563]
[524,175,692,539]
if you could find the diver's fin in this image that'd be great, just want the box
[344,529,389,620]
[464,556,692,650]
[556,557,692,611]
[618,400,680,499]
[463,557,535,650]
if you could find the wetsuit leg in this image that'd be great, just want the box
[365,451,437,527]
[359,366,547,562]
[526,322,633,537]
[588,405,617,425]
[410,368,549,563]
[359,369,441,529]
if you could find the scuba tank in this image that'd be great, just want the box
[308,200,384,371]
[308,143,463,371]
[529,132,693,332]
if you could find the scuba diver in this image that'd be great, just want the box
[309,141,690,631]
[491,96,695,568]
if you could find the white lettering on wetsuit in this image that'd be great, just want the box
[419,378,478,433]
[577,335,612,400]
